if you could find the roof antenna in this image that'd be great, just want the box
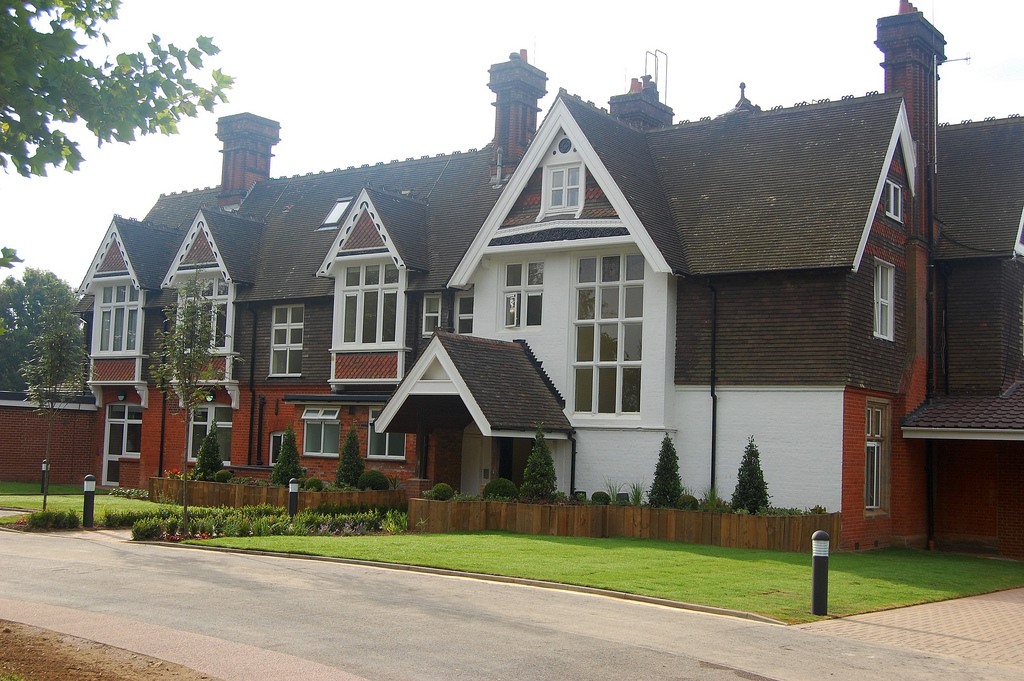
[644,49,668,104]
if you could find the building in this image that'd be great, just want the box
[69,2,1023,558]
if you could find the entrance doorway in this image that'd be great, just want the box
[103,403,142,486]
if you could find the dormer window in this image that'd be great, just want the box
[549,166,581,210]
[883,180,903,223]
[97,284,141,353]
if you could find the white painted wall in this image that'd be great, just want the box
[675,386,845,511]
[571,427,671,498]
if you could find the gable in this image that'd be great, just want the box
[163,211,232,287]
[97,240,129,274]
[80,219,142,294]
[342,211,387,251]
[182,229,217,266]
[317,189,409,277]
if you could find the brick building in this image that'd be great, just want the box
[63,2,1023,558]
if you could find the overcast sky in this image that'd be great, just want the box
[2,0,1021,287]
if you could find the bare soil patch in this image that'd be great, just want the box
[0,620,225,681]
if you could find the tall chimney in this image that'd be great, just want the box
[609,75,674,130]
[216,113,281,208]
[488,50,547,180]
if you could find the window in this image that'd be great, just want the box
[271,305,303,375]
[874,260,894,341]
[320,198,352,229]
[189,405,232,461]
[269,431,284,465]
[302,407,340,456]
[456,294,474,334]
[548,165,581,211]
[573,254,644,414]
[341,263,399,345]
[199,277,230,350]
[368,408,405,459]
[97,284,141,353]
[423,295,441,336]
[865,401,890,511]
[504,262,543,328]
[883,180,903,222]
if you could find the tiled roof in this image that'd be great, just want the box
[362,186,429,272]
[114,217,187,291]
[648,93,905,274]
[903,383,1024,433]
[936,118,1024,260]
[436,331,571,433]
[202,210,265,284]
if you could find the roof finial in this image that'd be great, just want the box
[740,82,746,100]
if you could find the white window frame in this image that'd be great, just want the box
[368,408,406,460]
[339,262,400,347]
[864,401,889,512]
[503,261,544,329]
[573,253,645,415]
[320,197,352,229]
[188,404,233,462]
[270,305,304,376]
[884,180,903,223]
[546,163,583,213]
[422,295,441,336]
[96,283,142,355]
[269,431,285,465]
[874,259,895,341]
[302,407,341,457]
[455,293,474,335]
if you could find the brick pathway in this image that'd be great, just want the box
[801,588,1024,666]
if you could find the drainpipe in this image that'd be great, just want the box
[707,278,719,488]
[256,395,266,465]
[925,157,937,550]
[157,318,168,475]
[247,304,258,465]
[568,430,577,495]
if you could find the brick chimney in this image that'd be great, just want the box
[609,75,674,130]
[216,113,281,208]
[488,50,547,181]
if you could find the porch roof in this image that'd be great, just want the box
[902,383,1024,440]
[377,331,572,437]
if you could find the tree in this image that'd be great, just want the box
[520,424,557,502]
[0,249,24,336]
[270,424,302,487]
[21,278,86,510]
[336,425,363,488]
[1,1,232,177]
[153,276,222,535]
[731,436,771,514]
[648,435,683,508]
[193,421,223,481]
[0,268,67,389]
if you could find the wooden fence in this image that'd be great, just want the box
[409,499,841,553]
[149,478,406,513]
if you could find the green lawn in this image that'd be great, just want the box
[197,532,1024,624]
[0,481,109,495]
[0,494,168,523]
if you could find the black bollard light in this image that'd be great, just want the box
[40,459,49,493]
[83,475,96,528]
[289,478,299,517]
[811,530,830,616]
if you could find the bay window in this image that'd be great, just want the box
[97,284,141,353]
[341,263,399,345]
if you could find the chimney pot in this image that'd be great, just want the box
[899,0,916,14]
[519,49,528,63]
[629,77,642,93]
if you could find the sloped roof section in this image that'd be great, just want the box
[903,383,1024,438]
[114,217,187,291]
[202,210,265,284]
[649,93,904,274]
[362,186,429,272]
[936,118,1024,260]
[437,331,572,433]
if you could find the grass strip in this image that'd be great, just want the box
[0,495,170,523]
[196,531,1024,624]
[0,481,108,495]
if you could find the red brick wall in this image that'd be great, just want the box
[0,401,98,485]
[426,427,463,490]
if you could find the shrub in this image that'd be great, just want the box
[731,436,771,514]
[381,509,408,534]
[482,477,518,500]
[648,435,682,508]
[699,485,730,513]
[193,422,224,481]
[591,491,611,505]
[424,482,454,501]
[519,424,557,502]
[358,469,389,491]
[108,487,149,499]
[336,425,364,487]
[302,477,324,492]
[27,509,80,529]
[271,424,302,486]
[676,493,699,510]
[213,469,233,483]
[101,508,155,528]
[131,517,164,541]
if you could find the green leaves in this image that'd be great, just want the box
[0,1,232,177]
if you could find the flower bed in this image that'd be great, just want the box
[409,499,841,553]
[149,477,406,512]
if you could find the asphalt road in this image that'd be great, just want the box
[0,530,1020,681]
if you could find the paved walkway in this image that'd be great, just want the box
[801,587,1024,667]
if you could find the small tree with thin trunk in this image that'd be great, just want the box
[271,424,302,486]
[336,424,363,488]
[520,424,557,502]
[648,434,682,508]
[153,276,221,535]
[22,279,85,510]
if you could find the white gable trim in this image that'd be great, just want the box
[450,97,672,288]
[79,219,141,294]
[375,335,495,437]
[162,210,231,288]
[1013,206,1024,257]
[852,102,918,273]
[316,189,407,278]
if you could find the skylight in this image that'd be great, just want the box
[320,198,352,229]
